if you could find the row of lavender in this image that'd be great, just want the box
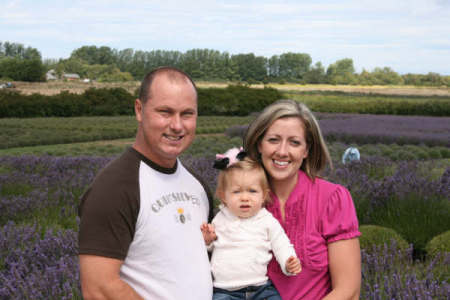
[317,113,450,147]
[226,113,450,148]
[0,155,448,298]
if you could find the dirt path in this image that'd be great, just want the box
[10,81,450,97]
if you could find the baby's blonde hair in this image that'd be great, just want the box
[215,157,270,205]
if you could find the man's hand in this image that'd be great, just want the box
[200,223,217,245]
[286,256,302,275]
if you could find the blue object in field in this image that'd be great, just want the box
[342,147,360,164]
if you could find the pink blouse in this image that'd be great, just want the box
[266,170,360,300]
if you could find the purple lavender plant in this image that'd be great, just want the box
[361,242,450,299]
[317,113,450,147]
[0,153,448,299]
[0,222,81,299]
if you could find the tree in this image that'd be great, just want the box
[56,57,87,77]
[326,58,357,84]
[278,52,312,81]
[0,58,45,81]
[231,53,267,82]
[304,62,326,84]
[0,41,44,81]
[370,67,403,85]
[71,45,115,65]
[268,55,280,78]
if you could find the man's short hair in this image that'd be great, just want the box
[138,66,197,103]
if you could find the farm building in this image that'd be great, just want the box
[46,69,58,80]
[63,73,81,81]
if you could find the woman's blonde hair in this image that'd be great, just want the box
[243,99,332,180]
[215,157,270,205]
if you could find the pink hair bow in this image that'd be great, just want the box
[213,147,246,169]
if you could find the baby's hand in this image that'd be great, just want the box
[286,256,302,275]
[200,223,217,245]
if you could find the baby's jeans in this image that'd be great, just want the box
[213,280,281,300]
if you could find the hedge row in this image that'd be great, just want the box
[0,88,135,117]
[197,85,282,116]
[0,85,283,118]
[286,91,450,117]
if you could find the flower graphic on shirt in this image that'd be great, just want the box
[173,207,192,224]
[177,208,186,223]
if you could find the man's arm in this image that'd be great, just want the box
[322,238,361,300]
[79,255,144,300]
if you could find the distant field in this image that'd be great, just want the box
[0,116,254,149]
[10,80,450,96]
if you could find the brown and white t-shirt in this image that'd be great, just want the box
[78,147,213,299]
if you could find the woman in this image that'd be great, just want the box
[243,99,361,300]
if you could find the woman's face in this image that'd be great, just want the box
[258,117,308,187]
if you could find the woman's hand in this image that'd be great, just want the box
[200,223,217,245]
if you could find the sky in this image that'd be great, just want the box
[1,0,450,75]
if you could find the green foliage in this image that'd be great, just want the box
[359,67,404,85]
[0,41,44,82]
[71,45,115,65]
[0,85,281,118]
[0,41,41,60]
[286,91,450,116]
[425,230,450,258]
[0,87,135,118]
[268,53,312,81]
[403,72,450,87]
[359,225,409,252]
[0,115,252,150]
[3,41,450,86]
[326,58,357,84]
[367,193,450,257]
[231,53,268,82]
[198,85,283,116]
[0,58,45,82]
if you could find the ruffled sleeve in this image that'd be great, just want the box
[321,185,361,244]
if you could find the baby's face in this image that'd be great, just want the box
[222,170,265,218]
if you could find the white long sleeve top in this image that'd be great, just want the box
[208,205,298,291]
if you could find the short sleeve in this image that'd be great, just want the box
[78,183,138,260]
[321,186,361,244]
[78,150,140,260]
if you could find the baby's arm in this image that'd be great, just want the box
[268,217,302,276]
[200,223,217,246]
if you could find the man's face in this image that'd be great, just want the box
[135,75,197,168]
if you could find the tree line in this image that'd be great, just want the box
[1,41,450,86]
[0,42,46,81]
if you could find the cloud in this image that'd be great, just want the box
[1,0,449,74]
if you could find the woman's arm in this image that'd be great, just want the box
[79,255,144,300]
[322,238,361,300]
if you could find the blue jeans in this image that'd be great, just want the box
[213,280,281,300]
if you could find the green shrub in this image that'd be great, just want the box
[0,88,135,118]
[286,91,450,116]
[359,225,409,251]
[428,148,443,159]
[197,85,282,116]
[439,147,450,158]
[368,193,450,257]
[425,230,450,258]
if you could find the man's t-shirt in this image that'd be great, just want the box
[78,147,213,299]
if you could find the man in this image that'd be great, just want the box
[78,67,213,299]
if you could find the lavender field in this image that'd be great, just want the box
[317,113,450,147]
[0,151,449,299]
[226,113,450,148]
